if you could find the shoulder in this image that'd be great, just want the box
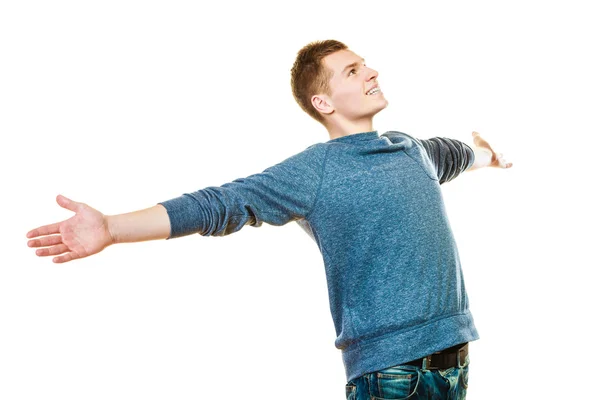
[381,130,422,148]
[295,142,329,161]
[269,142,329,171]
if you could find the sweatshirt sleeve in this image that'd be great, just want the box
[414,137,475,184]
[157,144,327,239]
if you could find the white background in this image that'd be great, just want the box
[2,1,599,399]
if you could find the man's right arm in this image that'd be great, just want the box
[106,204,171,244]
[158,144,327,239]
[109,143,325,243]
[26,195,172,264]
[26,144,326,263]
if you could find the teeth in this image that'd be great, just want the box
[367,88,380,95]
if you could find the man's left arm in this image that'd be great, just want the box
[415,131,512,184]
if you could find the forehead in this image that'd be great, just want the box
[323,49,363,76]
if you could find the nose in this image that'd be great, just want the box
[365,66,378,82]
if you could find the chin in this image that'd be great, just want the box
[374,101,389,115]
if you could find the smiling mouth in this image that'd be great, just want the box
[366,87,381,95]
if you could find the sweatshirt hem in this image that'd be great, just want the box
[342,311,479,382]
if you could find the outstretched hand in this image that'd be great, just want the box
[472,131,513,169]
[26,195,114,264]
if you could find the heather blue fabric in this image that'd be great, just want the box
[158,130,479,382]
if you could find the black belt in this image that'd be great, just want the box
[404,342,468,370]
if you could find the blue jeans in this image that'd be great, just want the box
[345,354,469,399]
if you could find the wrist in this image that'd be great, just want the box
[105,215,119,245]
[470,147,493,170]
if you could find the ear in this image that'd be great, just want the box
[311,94,334,116]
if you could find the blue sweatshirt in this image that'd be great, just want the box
[158,130,479,382]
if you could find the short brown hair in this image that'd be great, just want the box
[290,39,348,125]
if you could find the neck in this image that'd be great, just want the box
[326,118,374,141]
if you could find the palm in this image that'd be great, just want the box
[26,195,114,263]
[59,205,112,259]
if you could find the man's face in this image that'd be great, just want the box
[320,49,388,122]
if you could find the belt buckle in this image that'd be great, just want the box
[458,344,468,367]
[423,354,434,370]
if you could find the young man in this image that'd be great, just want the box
[26,40,511,399]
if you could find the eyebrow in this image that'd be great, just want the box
[342,58,365,75]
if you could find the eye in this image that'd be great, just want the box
[348,63,367,77]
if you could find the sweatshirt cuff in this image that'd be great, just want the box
[158,194,208,239]
[464,143,476,171]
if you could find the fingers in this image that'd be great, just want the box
[472,131,485,142]
[495,153,513,168]
[56,194,81,213]
[472,131,513,168]
[27,234,62,248]
[471,131,489,148]
[26,222,61,239]
[26,194,79,239]
[34,243,69,257]
[53,252,78,264]
[27,195,86,264]
[30,240,80,264]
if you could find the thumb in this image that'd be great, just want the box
[56,194,81,213]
